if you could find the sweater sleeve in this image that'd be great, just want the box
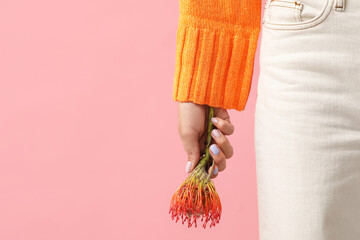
[172,0,262,111]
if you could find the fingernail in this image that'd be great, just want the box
[211,117,218,124]
[210,144,219,155]
[212,129,220,138]
[213,167,218,175]
[186,161,192,173]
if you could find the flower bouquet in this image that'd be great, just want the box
[169,106,221,228]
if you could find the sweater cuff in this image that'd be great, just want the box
[172,23,260,111]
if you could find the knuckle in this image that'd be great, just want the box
[213,154,226,164]
[218,162,226,172]
[185,148,199,157]
[216,120,224,129]
[229,124,235,134]
[215,139,226,149]
[216,135,227,146]
[226,148,234,159]
[179,129,194,139]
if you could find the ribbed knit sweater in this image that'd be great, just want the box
[172,0,261,111]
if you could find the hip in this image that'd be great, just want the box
[256,0,360,129]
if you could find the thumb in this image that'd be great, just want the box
[182,134,200,173]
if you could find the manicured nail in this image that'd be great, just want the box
[213,167,218,175]
[211,117,218,124]
[210,144,219,155]
[212,129,221,138]
[186,161,192,173]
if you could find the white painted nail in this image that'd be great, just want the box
[211,117,218,124]
[210,144,220,155]
[186,161,192,173]
[212,129,221,138]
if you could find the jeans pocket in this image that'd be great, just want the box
[266,0,304,24]
[263,0,333,31]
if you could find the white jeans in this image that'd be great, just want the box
[254,0,360,239]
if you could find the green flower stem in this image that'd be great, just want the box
[193,106,216,183]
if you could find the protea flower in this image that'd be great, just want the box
[169,106,222,228]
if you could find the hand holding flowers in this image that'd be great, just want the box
[169,103,235,228]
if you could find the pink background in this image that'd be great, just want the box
[0,1,264,239]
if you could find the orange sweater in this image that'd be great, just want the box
[172,0,262,111]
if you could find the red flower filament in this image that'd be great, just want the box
[169,167,222,228]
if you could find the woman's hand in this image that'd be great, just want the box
[177,102,234,179]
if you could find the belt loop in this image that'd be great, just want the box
[334,0,346,12]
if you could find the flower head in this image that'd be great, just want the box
[169,162,222,228]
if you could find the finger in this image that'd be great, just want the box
[211,117,234,135]
[208,164,219,179]
[209,144,226,172]
[179,131,201,173]
[213,108,231,123]
[211,129,234,159]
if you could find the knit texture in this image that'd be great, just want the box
[173,0,261,111]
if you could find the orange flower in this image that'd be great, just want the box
[169,164,222,228]
[169,106,222,228]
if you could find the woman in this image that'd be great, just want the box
[173,0,360,239]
